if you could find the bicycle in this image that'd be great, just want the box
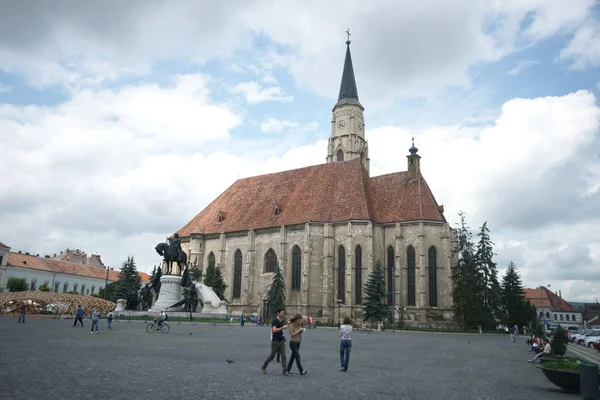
[146,321,170,333]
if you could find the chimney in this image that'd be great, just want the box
[36,254,39,257]
[559,290,562,298]
[53,254,57,257]
[18,250,22,254]
[45,255,50,258]
[25,252,29,255]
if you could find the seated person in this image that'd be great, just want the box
[528,339,551,363]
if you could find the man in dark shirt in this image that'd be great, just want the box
[261,308,289,375]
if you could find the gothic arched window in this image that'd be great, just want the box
[338,245,345,304]
[407,246,416,306]
[81,284,86,295]
[336,149,344,161]
[355,245,362,304]
[233,249,242,299]
[91,285,95,295]
[291,246,301,290]
[54,281,60,293]
[265,249,278,273]
[387,246,395,305]
[428,246,438,307]
[63,282,69,293]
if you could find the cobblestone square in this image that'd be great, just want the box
[0,317,574,400]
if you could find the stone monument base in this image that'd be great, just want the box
[149,275,184,313]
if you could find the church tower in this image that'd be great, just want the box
[326,33,370,174]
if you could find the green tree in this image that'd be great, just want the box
[362,261,391,325]
[39,282,51,292]
[99,281,119,300]
[114,256,142,309]
[451,212,484,329]
[475,222,502,329]
[7,277,28,292]
[204,257,228,301]
[501,262,530,327]
[267,266,286,313]
[190,262,203,282]
[149,265,157,282]
[551,326,567,356]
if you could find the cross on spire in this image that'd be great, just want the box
[346,29,351,44]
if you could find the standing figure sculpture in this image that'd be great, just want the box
[155,233,187,275]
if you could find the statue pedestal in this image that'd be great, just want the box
[149,275,184,313]
[115,299,126,312]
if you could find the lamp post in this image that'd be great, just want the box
[400,307,406,329]
[103,266,110,299]
[336,299,343,327]
[391,263,396,332]
[263,296,269,324]
[594,297,599,320]
[51,272,57,293]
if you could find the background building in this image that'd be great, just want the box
[0,244,150,295]
[524,286,583,331]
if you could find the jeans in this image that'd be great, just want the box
[74,316,84,327]
[287,341,304,373]
[340,340,352,370]
[18,312,26,323]
[157,318,166,328]
[531,351,550,362]
[91,320,99,332]
[262,341,287,372]
[107,319,112,329]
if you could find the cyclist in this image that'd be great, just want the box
[155,309,167,330]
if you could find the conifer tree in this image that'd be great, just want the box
[149,265,157,282]
[203,257,228,301]
[114,256,142,309]
[501,262,530,327]
[551,326,567,356]
[190,262,203,282]
[267,266,286,313]
[475,222,502,329]
[362,261,391,325]
[451,212,483,329]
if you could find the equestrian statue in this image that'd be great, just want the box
[155,233,187,275]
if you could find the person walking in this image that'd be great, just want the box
[306,315,312,331]
[511,324,518,343]
[261,308,289,375]
[91,310,100,334]
[339,317,352,372]
[286,314,308,375]
[18,302,27,323]
[74,305,84,327]
[107,311,114,330]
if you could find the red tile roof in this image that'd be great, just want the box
[7,252,150,283]
[178,158,446,236]
[524,287,579,313]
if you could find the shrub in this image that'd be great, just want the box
[39,283,50,292]
[551,326,567,356]
[7,277,28,292]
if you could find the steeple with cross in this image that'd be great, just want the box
[326,31,370,174]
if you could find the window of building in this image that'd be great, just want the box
[0,255,3,265]
[428,246,438,307]
[233,249,242,299]
[73,283,78,292]
[565,314,570,321]
[560,314,564,321]
[217,211,223,223]
[338,246,345,304]
[63,282,68,293]
[407,246,416,306]
[539,311,544,319]
[572,314,577,321]
[274,204,280,216]
[91,285,95,295]
[30,280,37,291]
[554,314,557,320]
[81,284,86,295]
[355,245,362,304]
[546,312,550,318]
[291,246,301,291]
[208,252,215,270]
[336,149,344,161]
[54,281,60,292]
[265,249,277,273]
[387,246,394,305]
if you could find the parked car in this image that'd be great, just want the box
[568,329,585,341]
[577,330,600,345]
[583,333,600,347]
[594,340,600,352]
[571,330,595,343]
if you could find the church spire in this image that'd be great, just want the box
[335,29,362,109]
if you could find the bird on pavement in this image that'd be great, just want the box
[226,359,235,364]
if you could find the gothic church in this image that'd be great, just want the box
[176,38,456,326]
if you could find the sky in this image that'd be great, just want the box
[0,0,599,302]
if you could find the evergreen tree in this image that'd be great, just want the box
[501,262,529,327]
[475,222,502,329]
[190,262,203,282]
[267,266,286,313]
[114,256,142,309]
[362,261,391,325]
[99,281,119,300]
[149,265,157,282]
[451,212,484,329]
[203,257,228,301]
[551,326,567,356]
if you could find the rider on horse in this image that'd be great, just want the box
[169,233,184,263]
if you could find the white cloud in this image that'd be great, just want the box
[559,18,600,69]
[230,81,293,104]
[507,59,538,75]
[259,118,298,133]
[0,82,10,93]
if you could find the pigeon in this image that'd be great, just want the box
[189,332,193,335]
[226,359,235,364]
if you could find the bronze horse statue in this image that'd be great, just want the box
[155,242,187,275]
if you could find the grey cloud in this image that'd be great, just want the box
[541,245,599,282]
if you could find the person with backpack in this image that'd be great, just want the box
[107,311,114,330]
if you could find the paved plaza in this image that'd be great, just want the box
[0,317,580,400]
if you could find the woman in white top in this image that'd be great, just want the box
[339,317,352,372]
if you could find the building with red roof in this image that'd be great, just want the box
[524,286,583,331]
[175,39,457,325]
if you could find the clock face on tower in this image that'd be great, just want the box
[338,120,345,128]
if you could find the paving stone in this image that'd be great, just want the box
[0,318,573,400]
